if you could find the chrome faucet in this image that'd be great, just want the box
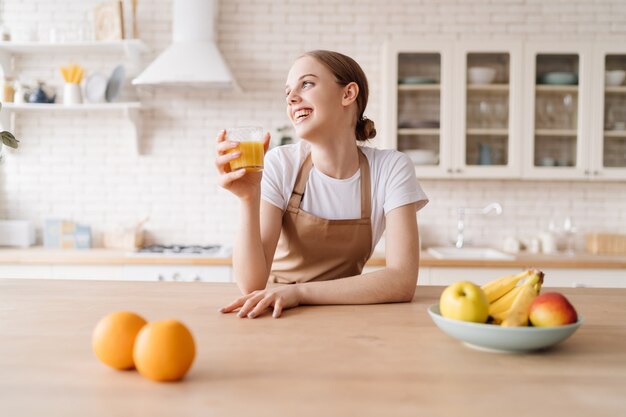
[455,203,503,249]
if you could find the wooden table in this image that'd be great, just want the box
[1,279,625,417]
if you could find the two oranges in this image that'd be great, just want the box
[92,311,195,382]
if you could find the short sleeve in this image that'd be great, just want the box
[382,152,429,214]
[261,147,288,211]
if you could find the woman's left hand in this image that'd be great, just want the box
[219,285,302,319]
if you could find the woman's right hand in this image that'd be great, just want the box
[214,129,270,201]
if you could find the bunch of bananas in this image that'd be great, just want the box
[481,269,544,326]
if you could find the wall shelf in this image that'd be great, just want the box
[0,40,148,60]
[0,102,144,154]
[466,128,509,135]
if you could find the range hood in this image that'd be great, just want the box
[132,0,238,89]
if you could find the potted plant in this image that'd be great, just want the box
[0,102,19,160]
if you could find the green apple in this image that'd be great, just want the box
[439,281,489,323]
[529,292,578,327]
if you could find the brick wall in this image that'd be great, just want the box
[1,0,625,251]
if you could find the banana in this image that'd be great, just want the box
[481,270,530,304]
[500,283,539,327]
[489,271,545,324]
[489,285,524,317]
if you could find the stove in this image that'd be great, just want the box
[128,244,231,258]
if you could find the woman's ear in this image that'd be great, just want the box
[341,82,359,106]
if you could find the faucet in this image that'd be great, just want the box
[455,203,503,249]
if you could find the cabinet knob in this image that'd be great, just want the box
[455,168,462,173]
[157,274,164,281]
[447,168,453,173]
[193,276,202,282]
[593,170,600,175]
[584,170,590,175]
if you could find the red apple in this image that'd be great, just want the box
[529,292,578,327]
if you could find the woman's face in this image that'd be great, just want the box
[285,56,348,140]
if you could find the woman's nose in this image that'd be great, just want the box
[287,91,300,104]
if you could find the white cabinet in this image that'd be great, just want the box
[0,40,147,153]
[419,267,625,288]
[382,40,523,179]
[0,263,232,283]
[383,39,626,181]
[590,43,626,180]
[522,41,593,179]
[122,265,232,283]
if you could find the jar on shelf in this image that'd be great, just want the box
[1,76,15,102]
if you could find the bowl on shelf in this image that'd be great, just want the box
[398,76,437,85]
[428,304,583,353]
[537,72,578,85]
[468,67,497,85]
[605,70,626,87]
[404,149,437,165]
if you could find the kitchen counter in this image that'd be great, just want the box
[0,246,625,269]
[1,279,624,416]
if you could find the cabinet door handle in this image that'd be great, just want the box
[584,170,590,175]
[455,168,462,173]
[447,168,453,173]
[593,170,600,175]
[193,276,202,282]
[157,274,164,281]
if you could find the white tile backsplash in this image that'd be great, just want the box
[1,0,625,249]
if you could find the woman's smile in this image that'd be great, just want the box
[293,107,313,124]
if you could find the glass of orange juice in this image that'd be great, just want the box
[226,126,265,172]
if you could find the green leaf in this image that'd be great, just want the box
[1,131,19,149]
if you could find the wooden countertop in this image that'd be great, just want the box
[0,246,625,269]
[1,279,624,416]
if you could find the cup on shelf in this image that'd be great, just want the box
[63,83,82,105]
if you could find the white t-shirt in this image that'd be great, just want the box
[261,141,429,248]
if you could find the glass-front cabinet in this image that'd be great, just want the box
[381,41,453,178]
[522,42,592,179]
[453,42,522,178]
[591,44,626,180]
[383,40,626,181]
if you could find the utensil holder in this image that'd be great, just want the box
[63,83,82,105]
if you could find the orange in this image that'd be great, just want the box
[133,320,196,382]
[92,311,147,370]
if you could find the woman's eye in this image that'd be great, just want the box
[302,81,313,88]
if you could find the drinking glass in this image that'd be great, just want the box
[226,126,265,172]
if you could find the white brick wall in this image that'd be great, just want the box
[1,0,625,251]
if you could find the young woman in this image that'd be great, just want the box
[215,50,428,318]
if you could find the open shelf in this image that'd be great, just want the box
[0,40,148,57]
[535,85,579,93]
[0,102,144,154]
[466,128,509,135]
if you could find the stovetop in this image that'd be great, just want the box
[128,244,231,258]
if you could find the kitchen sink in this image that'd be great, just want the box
[426,247,515,260]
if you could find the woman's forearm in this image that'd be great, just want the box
[295,266,419,306]
[232,190,270,294]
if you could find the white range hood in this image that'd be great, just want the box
[132,0,238,89]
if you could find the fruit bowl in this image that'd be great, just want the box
[428,304,582,353]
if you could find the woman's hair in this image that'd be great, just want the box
[300,50,376,142]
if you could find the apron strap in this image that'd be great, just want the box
[358,149,371,219]
[287,148,371,220]
[287,153,314,209]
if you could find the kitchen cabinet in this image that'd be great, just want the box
[590,43,626,180]
[418,266,625,288]
[383,40,626,181]
[382,40,522,179]
[0,263,232,283]
[521,41,592,179]
[0,40,147,153]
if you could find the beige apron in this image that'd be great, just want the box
[269,148,373,284]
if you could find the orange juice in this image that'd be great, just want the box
[228,141,264,172]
